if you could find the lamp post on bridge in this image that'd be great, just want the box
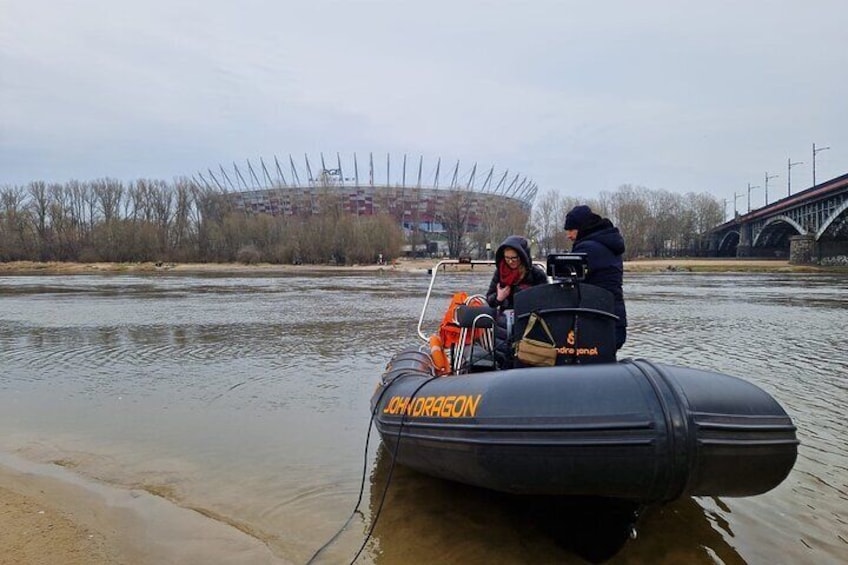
[764,172,778,206]
[812,142,830,187]
[747,183,760,214]
[733,192,744,218]
[787,158,803,196]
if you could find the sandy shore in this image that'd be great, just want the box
[0,254,837,564]
[0,453,286,565]
[0,257,835,275]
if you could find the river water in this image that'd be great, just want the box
[0,269,845,564]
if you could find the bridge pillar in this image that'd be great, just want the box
[789,234,817,265]
[736,223,753,257]
[707,235,719,257]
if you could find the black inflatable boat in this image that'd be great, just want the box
[370,257,798,503]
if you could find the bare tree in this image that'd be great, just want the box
[0,185,32,260]
[438,187,473,257]
[171,178,195,260]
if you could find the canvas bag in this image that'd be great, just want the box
[514,312,558,367]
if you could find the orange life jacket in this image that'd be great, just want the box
[438,292,487,350]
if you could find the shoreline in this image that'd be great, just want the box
[0,257,839,275]
[0,453,285,564]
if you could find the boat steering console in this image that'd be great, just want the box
[546,253,588,285]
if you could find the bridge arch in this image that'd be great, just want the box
[816,199,848,240]
[752,215,806,248]
[717,230,740,256]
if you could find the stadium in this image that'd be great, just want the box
[194,153,537,253]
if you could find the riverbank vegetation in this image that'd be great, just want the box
[1,177,727,266]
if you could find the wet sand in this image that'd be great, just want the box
[0,454,286,565]
[0,255,834,564]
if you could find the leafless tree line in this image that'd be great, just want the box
[437,188,532,258]
[531,185,724,259]
[1,178,722,264]
[0,179,404,265]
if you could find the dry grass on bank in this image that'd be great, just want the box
[0,257,838,275]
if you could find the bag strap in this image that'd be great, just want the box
[522,312,556,346]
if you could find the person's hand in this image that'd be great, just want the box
[496,283,511,303]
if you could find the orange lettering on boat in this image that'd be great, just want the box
[422,396,436,416]
[411,397,426,417]
[382,394,483,419]
[464,394,481,417]
[441,396,455,417]
[431,396,445,416]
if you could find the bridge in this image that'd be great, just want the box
[708,172,848,265]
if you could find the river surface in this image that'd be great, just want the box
[0,270,845,564]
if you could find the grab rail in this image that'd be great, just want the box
[416,259,495,342]
[415,258,547,342]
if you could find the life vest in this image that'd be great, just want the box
[438,291,468,350]
[431,292,487,375]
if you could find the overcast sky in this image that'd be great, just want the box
[2,0,846,216]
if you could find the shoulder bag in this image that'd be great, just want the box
[514,312,558,367]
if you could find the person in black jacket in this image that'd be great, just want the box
[564,205,628,349]
[486,235,548,311]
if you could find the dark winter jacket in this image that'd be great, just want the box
[572,219,627,329]
[486,235,548,310]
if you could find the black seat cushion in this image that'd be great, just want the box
[454,305,497,329]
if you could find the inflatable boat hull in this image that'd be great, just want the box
[371,350,798,503]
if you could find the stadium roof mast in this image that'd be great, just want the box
[481,166,494,192]
[450,160,460,189]
[259,158,272,187]
[493,170,509,194]
[353,152,360,185]
[516,180,535,201]
[337,153,344,187]
[247,159,263,188]
[402,154,407,187]
[273,156,288,186]
[219,165,236,191]
[504,173,520,195]
[232,162,249,190]
[205,169,225,191]
[469,163,478,189]
[304,154,314,184]
[509,177,527,198]
[287,155,300,185]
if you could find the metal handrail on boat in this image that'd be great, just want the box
[416,259,494,342]
[415,258,548,342]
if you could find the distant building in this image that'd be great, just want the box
[195,153,536,235]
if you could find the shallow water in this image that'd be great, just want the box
[0,270,845,564]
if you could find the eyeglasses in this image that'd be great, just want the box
[503,255,520,262]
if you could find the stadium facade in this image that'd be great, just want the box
[194,153,537,235]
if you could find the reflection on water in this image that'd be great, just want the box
[0,271,846,563]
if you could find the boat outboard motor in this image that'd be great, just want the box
[513,254,618,365]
